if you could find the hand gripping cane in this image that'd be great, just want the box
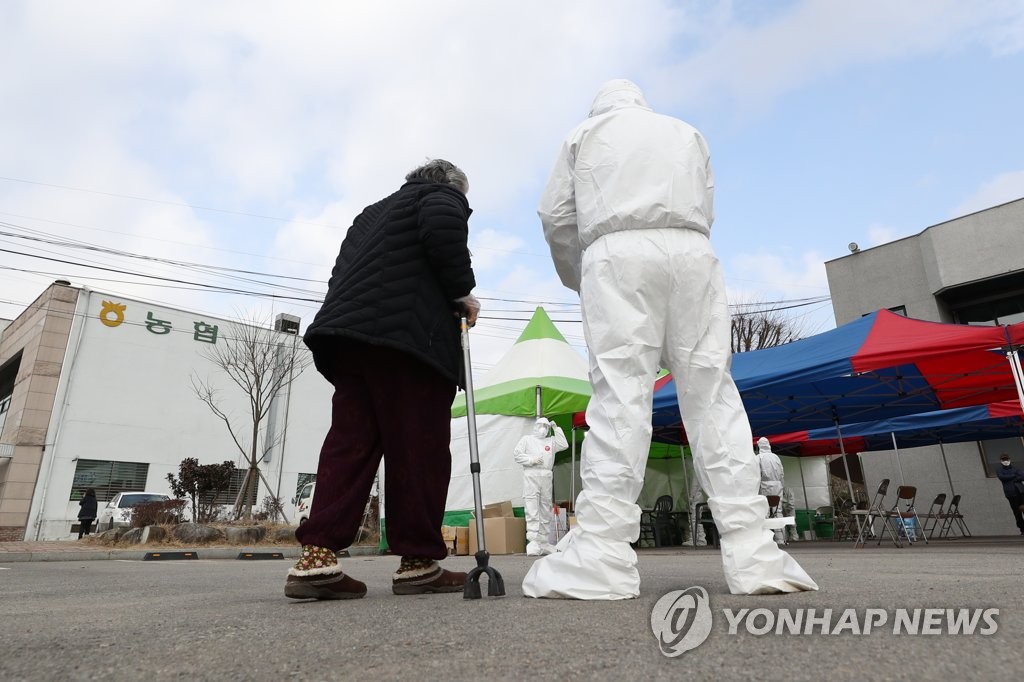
[460,315,506,599]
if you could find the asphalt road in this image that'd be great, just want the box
[1,541,1022,681]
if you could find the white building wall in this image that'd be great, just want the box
[27,290,332,540]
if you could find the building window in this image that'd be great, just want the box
[979,437,1024,477]
[0,393,11,437]
[71,460,150,502]
[0,351,21,437]
[212,468,259,506]
[295,473,316,497]
[941,271,1024,326]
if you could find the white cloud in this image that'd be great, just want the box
[651,0,1024,115]
[950,170,1024,218]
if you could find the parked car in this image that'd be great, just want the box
[292,482,316,525]
[98,491,171,529]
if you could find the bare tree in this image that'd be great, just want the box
[191,315,312,521]
[731,302,812,353]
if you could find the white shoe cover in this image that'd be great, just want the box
[522,528,639,600]
[710,496,818,595]
[526,541,556,557]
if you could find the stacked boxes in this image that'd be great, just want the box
[441,525,471,556]
[468,501,526,555]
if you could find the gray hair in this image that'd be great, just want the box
[406,158,469,194]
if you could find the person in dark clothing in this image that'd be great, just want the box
[285,159,480,601]
[996,453,1024,536]
[78,488,97,539]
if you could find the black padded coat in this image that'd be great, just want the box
[304,179,476,387]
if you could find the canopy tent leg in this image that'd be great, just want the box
[891,432,905,486]
[939,439,956,496]
[834,421,858,504]
[677,449,691,545]
[1008,350,1024,414]
[834,419,862,537]
[797,456,809,511]
[570,426,577,512]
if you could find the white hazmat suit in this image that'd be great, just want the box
[514,418,568,556]
[522,79,817,599]
[756,437,787,544]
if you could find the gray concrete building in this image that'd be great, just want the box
[825,197,1024,536]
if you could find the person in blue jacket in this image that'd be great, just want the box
[995,453,1024,535]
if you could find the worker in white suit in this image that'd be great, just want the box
[522,79,817,599]
[514,417,568,556]
[756,437,787,545]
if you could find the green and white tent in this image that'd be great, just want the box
[445,307,589,519]
[451,306,590,418]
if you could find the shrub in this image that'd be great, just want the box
[131,499,187,528]
[254,495,286,522]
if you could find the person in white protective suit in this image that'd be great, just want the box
[514,418,569,556]
[781,487,801,543]
[522,79,818,599]
[756,437,787,545]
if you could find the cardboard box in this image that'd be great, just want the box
[468,517,526,555]
[441,525,458,555]
[455,526,469,555]
[482,501,514,519]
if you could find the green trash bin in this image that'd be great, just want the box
[814,519,834,539]
[795,509,814,535]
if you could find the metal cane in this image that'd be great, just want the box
[460,315,506,599]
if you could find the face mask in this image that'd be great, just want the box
[1002,461,1012,467]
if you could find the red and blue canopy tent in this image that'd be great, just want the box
[651,309,1024,442]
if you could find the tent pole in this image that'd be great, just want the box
[570,427,577,513]
[535,385,542,418]
[1008,350,1024,414]
[679,447,690,511]
[834,425,862,537]
[939,439,956,496]
[891,432,905,486]
[797,456,809,511]
[834,420,857,504]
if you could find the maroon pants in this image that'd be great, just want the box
[295,341,456,560]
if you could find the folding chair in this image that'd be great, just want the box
[937,494,972,538]
[919,493,946,540]
[853,479,894,548]
[831,499,857,541]
[878,486,927,546]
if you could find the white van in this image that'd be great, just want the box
[293,482,316,525]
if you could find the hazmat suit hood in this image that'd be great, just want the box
[757,437,772,455]
[534,418,550,438]
[589,79,652,118]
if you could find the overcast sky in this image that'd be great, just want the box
[2,1,1023,373]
